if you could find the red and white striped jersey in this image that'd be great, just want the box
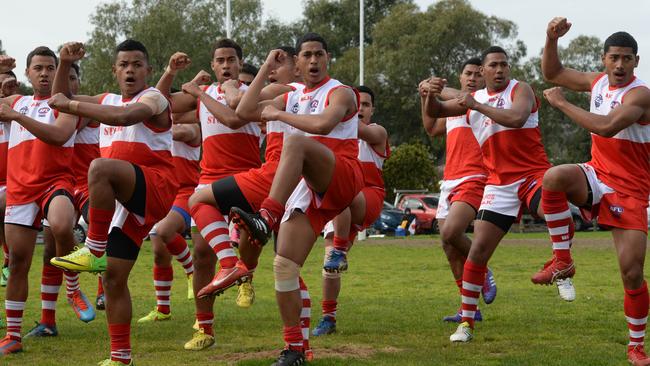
[266,82,305,163]
[443,115,486,180]
[197,83,261,183]
[589,74,650,200]
[172,139,200,191]
[99,87,175,176]
[283,76,359,160]
[7,95,76,204]
[72,122,100,189]
[357,124,389,189]
[468,79,550,185]
[0,122,11,186]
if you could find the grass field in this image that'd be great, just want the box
[2,231,646,365]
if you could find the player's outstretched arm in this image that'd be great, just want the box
[264,87,356,135]
[542,17,600,92]
[237,49,292,122]
[172,123,201,144]
[544,86,650,137]
[52,43,102,104]
[0,104,77,145]
[466,82,535,128]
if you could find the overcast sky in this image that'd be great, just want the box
[2,0,649,83]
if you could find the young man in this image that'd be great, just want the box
[155,39,262,350]
[423,46,551,343]
[312,85,389,337]
[0,48,95,354]
[27,62,97,339]
[533,18,650,365]
[420,58,497,322]
[48,40,178,366]
[137,123,200,323]
[239,62,258,86]
[231,33,363,365]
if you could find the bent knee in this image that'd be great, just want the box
[274,255,301,292]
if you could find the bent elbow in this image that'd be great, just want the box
[598,126,618,138]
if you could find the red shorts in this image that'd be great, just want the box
[172,186,195,215]
[436,175,486,219]
[283,156,364,234]
[113,166,178,246]
[73,185,90,213]
[360,186,385,229]
[234,161,278,212]
[579,163,648,233]
[5,180,74,229]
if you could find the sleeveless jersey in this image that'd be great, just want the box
[266,82,305,163]
[589,74,650,200]
[172,139,200,191]
[7,95,75,204]
[284,76,359,160]
[0,122,10,186]
[99,87,175,177]
[443,115,486,180]
[197,83,261,183]
[357,124,389,189]
[468,79,550,185]
[72,122,100,189]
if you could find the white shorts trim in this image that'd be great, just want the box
[282,179,313,224]
[478,178,526,217]
[436,174,485,220]
[5,202,40,227]
[578,163,614,208]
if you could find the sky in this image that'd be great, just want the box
[2,0,650,83]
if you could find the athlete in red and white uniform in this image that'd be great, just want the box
[0,99,10,282]
[532,18,650,365]
[420,57,497,323]
[48,40,178,366]
[231,33,363,364]
[424,46,550,344]
[137,122,200,323]
[0,48,101,355]
[156,40,262,350]
[314,85,389,337]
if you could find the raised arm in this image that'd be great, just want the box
[459,82,535,128]
[262,87,356,135]
[542,17,600,92]
[544,86,650,137]
[420,77,469,119]
[156,52,197,113]
[52,43,102,104]
[0,104,78,145]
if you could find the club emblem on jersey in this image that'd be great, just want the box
[38,107,50,117]
[496,98,505,109]
[291,102,299,114]
[609,205,624,217]
[594,94,603,108]
[309,99,319,112]
[610,101,620,109]
[19,106,29,115]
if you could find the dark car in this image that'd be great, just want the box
[370,202,403,234]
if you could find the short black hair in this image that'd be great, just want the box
[481,46,508,64]
[278,46,297,58]
[604,31,638,55]
[115,39,149,63]
[26,46,58,68]
[356,85,375,105]
[2,70,17,78]
[241,63,258,76]
[296,32,328,53]
[70,63,80,77]
[211,38,243,60]
[460,57,482,73]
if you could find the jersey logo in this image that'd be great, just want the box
[38,107,50,117]
[300,95,313,102]
[309,99,319,113]
[609,205,624,217]
[291,102,299,114]
[610,101,620,109]
[481,193,495,206]
[594,94,603,108]
[19,106,29,115]
[496,98,505,109]
[103,126,125,136]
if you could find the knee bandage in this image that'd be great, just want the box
[274,255,301,292]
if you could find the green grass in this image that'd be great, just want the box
[2,230,646,365]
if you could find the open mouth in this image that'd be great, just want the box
[222,71,232,78]
[39,80,49,87]
[125,76,136,85]
[268,76,277,83]
[308,67,319,76]
[358,114,365,120]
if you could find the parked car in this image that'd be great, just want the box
[396,194,439,233]
[370,201,403,234]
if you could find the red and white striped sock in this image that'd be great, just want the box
[64,271,80,298]
[40,264,62,326]
[166,234,194,275]
[299,277,311,358]
[260,197,285,231]
[85,207,114,257]
[153,265,173,314]
[542,189,574,262]
[283,325,303,352]
[2,243,8,267]
[332,236,349,253]
[321,300,337,321]
[626,281,649,351]
[5,300,25,341]
[196,312,214,336]
[109,323,131,364]
[190,203,237,268]
[460,259,487,329]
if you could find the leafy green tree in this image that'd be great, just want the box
[382,142,437,201]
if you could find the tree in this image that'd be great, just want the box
[382,142,437,202]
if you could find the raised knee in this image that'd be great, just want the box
[274,255,301,292]
[542,167,570,190]
[88,158,113,183]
